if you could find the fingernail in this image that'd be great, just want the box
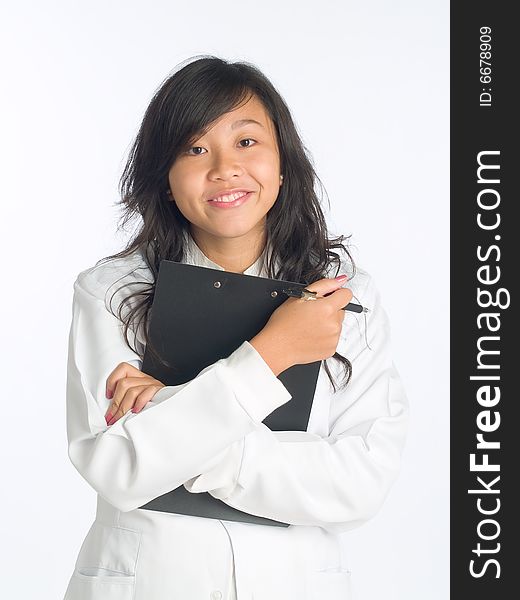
[106,388,113,399]
[131,407,140,413]
[105,412,113,425]
[107,415,116,426]
[335,275,348,281]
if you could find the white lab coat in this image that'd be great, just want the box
[63,234,409,600]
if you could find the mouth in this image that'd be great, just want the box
[207,190,254,209]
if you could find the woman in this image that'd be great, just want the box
[63,56,409,600]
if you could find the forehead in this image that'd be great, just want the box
[205,95,274,134]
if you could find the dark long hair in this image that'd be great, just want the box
[99,55,356,393]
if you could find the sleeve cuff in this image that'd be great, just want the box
[148,385,179,406]
[218,340,293,423]
[183,438,245,496]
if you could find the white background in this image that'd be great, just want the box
[0,1,449,598]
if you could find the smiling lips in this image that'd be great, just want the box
[207,190,253,208]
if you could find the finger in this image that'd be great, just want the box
[106,380,166,424]
[303,277,354,312]
[105,362,146,400]
[305,275,349,298]
[106,384,150,425]
[130,385,165,414]
[325,287,354,311]
[305,286,354,313]
[105,377,143,423]
[105,375,164,421]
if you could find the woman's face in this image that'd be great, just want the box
[167,94,282,245]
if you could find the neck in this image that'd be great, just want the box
[189,226,267,274]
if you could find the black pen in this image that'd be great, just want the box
[282,287,369,313]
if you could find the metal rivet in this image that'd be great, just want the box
[213,281,221,288]
[271,291,278,297]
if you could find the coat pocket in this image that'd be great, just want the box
[309,568,353,599]
[65,569,135,600]
[63,522,141,600]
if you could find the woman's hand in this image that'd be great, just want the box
[249,275,353,376]
[104,363,166,426]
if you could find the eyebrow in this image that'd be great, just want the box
[231,119,265,130]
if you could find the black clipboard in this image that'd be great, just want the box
[138,259,321,527]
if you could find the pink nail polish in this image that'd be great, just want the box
[335,275,348,281]
[105,412,113,425]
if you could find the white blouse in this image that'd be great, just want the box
[63,233,409,600]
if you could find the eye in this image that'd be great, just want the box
[184,138,257,155]
[185,146,206,156]
[239,138,257,148]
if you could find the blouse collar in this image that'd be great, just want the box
[183,230,271,278]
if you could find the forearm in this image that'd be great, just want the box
[67,280,293,513]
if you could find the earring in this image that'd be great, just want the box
[280,174,284,184]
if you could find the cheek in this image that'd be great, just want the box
[250,157,280,189]
[168,167,202,206]
[168,165,188,194]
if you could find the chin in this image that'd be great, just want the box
[207,218,265,238]
[211,226,257,239]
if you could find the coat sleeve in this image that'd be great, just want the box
[183,273,410,533]
[66,273,292,513]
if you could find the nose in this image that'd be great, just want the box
[207,148,245,181]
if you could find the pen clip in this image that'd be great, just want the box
[281,287,316,300]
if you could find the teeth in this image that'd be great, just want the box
[211,191,248,203]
